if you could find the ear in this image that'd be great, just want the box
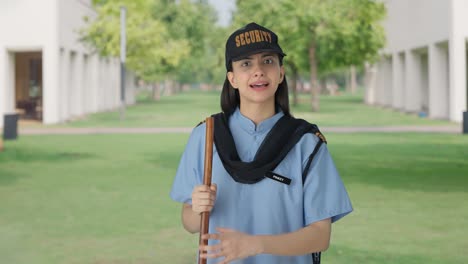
[279,66,285,83]
[227,72,238,89]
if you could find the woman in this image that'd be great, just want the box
[170,22,353,264]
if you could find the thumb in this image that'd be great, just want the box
[210,183,217,192]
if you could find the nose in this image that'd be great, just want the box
[252,63,265,77]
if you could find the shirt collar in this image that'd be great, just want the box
[231,107,284,134]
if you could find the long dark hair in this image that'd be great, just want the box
[220,59,291,117]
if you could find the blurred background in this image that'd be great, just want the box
[0,0,467,263]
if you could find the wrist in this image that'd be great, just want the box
[251,235,265,255]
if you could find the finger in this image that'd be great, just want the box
[199,251,224,259]
[194,185,212,193]
[202,233,221,240]
[210,183,217,192]
[216,227,235,233]
[194,197,215,206]
[198,206,214,212]
[199,244,222,252]
[193,192,216,201]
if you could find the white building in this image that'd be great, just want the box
[0,0,135,127]
[366,0,468,123]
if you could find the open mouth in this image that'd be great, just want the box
[249,82,269,89]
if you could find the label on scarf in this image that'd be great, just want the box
[265,171,291,185]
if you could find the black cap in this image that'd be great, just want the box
[225,22,286,71]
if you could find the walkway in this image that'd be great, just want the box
[18,125,462,135]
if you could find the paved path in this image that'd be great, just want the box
[19,125,462,135]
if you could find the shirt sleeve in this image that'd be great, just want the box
[169,125,205,205]
[302,142,353,225]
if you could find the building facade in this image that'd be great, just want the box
[366,0,468,122]
[0,0,135,126]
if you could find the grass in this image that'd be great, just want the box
[27,89,458,128]
[3,90,467,263]
[0,134,191,264]
[1,133,467,264]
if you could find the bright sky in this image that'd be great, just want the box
[207,0,236,27]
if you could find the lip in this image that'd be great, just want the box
[249,81,270,90]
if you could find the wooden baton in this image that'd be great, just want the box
[198,117,214,264]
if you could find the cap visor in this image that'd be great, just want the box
[231,49,286,62]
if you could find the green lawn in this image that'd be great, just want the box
[32,90,457,128]
[1,133,467,264]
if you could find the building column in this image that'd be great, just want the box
[449,0,468,122]
[0,48,5,127]
[75,52,84,116]
[392,52,405,109]
[99,58,107,111]
[429,43,450,119]
[0,49,15,127]
[69,51,78,117]
[89,54,99,113]
[59,48,69,121]
[364,62,377,105]
[375,59,385,106]
[382,56,393,107]
[43,45,60,124]
[82,54,90,114]
[405,50,421,112]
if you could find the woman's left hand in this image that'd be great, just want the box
[199,227,262,263]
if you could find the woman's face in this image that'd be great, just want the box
[227,52,284,111]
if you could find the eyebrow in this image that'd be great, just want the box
[236,53,276,61]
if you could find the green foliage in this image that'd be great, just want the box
[314,0,387,71]
[81,0,225,84]
[81,0,189,82]
[234,0,386,74]
[156,0,226,84]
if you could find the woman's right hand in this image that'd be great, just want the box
[191,184,217,214]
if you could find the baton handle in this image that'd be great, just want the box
[198,117,214,264]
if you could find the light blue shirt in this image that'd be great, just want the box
[170,108,353,264]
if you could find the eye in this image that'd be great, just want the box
[264,58,274,64]
[240,61,251,67]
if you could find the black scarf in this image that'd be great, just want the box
[212,112,322,184]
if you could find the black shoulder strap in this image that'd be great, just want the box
[301,126,327,264]
[302,126,327,184]
[312,252,321,264]
[302,140,324,184]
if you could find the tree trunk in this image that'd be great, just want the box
[152,83,160,101]
[309,41,320,112]
[164,78,173,96]
[290,64,299,106]
[350,65,357,94]
[345,68,351,93]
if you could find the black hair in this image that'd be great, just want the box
[220,57,291,117]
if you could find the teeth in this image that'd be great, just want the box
[250,83,268,89]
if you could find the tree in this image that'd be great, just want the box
[82,0,227,96]
[81,0,189,96]
[157,0,226,87]
[286,0,386,111]
[234,0,386,111]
